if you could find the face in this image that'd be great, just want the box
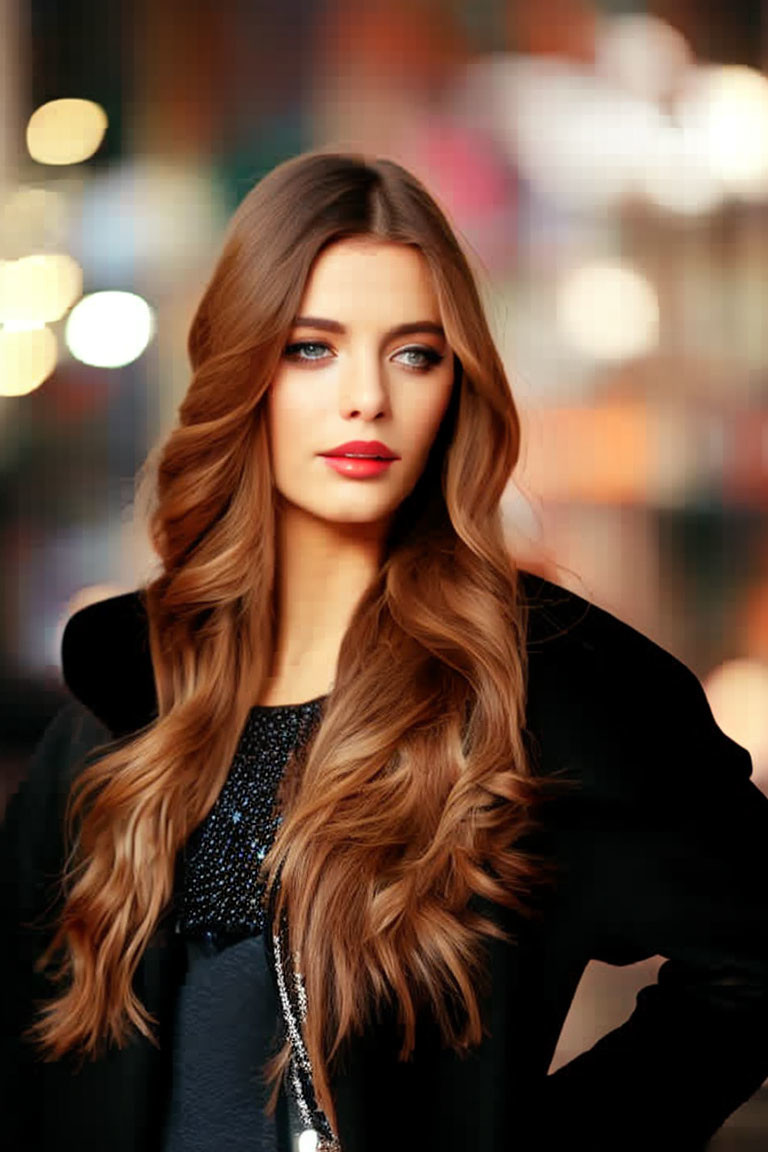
[266,238,456,533]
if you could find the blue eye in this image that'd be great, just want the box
[284,341,330,362]
[397,347,444,370]
[283,341,444,372]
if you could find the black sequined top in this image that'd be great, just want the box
[162,694,328,1152]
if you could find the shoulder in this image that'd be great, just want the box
[61,589,156,737]
[516,568,747,802]
[518,567,693,688]
[61,588,149,684]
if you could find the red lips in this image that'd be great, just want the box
[319,440,399,459]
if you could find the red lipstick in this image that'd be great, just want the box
[319,440,399,459]
[319,440,400,479]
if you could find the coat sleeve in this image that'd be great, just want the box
[536,655,768,1151]
[0,699,114,1150]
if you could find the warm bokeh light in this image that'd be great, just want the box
[465,50,768,219]
[677,65,768,201]
[26,97,108,165]
[75,158,224,288]
[0,253,83,329]
[0,325,58,395]
[64,290,155,368]
[556,261,660,361]
[0,185,69,255]
[492,57,660,211]
[704,658,768,786]
[520,401,652,503]
[596,13,692,102]
[642,116,724,216]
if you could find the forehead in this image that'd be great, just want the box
[299,239,439,315]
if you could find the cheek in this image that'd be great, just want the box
[265,390,298,481]
[411,382,454,448]
[267,379,313,453]
[265,389,281,457]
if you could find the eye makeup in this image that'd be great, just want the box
[283,340,444,372]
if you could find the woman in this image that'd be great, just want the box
[2,149,768,1152]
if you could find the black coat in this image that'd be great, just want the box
[3,570,768,1152]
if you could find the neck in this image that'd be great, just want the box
[270,501,388,677]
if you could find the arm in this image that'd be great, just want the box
[538,659,768,1152]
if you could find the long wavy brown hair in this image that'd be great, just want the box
[28,148,572,1137]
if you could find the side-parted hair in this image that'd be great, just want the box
[28,148,571,1135]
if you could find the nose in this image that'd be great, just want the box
[338,348,390,420]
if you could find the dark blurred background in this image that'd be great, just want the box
[1,1,767,1145]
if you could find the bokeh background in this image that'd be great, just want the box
[2,1,767,1146]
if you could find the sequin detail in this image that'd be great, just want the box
[175,693,341,1148]
[179,696,326,940]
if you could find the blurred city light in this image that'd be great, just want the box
[0,185,70,256]
[641,116,724,215]
[595,13,692,102]
[491,56,660,212]
[0,253,82,329]
[0,325,57,396]
[74,159,224,288]
[520,401,652,503]
[556,261,660,361]
[26,97,108,165]
[64,290,155,368]
[677,65,768,201]
[465,48,768,221]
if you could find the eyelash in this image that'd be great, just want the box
[283,340,445,372]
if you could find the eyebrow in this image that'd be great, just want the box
[293,316,446,340]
